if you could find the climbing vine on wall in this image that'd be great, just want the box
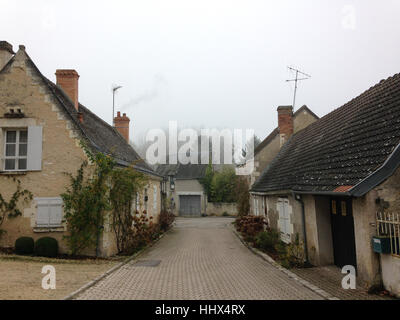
[61,141,150,256]
[61,143,115,255]
[0,178,33,238]
[109,166,148,254]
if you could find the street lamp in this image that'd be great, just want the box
[112,85,122,126]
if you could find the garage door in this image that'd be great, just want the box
[179,195,201,216]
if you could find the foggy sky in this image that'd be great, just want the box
[2,0,400,144]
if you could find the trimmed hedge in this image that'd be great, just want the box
[15,237,34,255]
[34,237,58,258]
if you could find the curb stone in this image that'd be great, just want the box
[62,226,173,300]
[230,224,339,301]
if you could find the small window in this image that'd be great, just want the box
[341,201,347,216]
[4,129,28,171]
[332,200,337,215]
[35,197,63,228]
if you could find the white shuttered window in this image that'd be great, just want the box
[277,198,292,243]
[35,197,63,227]
[3,126,42,171]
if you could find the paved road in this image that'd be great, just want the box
[76,217,323,300]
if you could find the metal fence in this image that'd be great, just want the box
[376,211,400,257]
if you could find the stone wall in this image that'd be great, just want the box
[372,165,400,296]
[206,202,237,216]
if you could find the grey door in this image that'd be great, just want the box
[179,195,201,216]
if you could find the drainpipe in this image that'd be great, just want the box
[292,191,309,263]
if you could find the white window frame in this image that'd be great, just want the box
[3,129,28,172]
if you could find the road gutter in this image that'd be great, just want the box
[230,224,339,301]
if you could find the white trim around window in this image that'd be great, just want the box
[3,129,28,171]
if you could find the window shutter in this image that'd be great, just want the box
[27,126,43,171]
[35,198,63,227]
[35,198,49,227]
[153,186,157,210]
[49,198,63,226]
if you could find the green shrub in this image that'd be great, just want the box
[34,237,58,257]
[222,212,229,217]
[15,237,34,255]
[255,230,280,252]
[274,241,287,257]
[285,234,306,268]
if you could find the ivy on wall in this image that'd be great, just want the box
[0,178,33,239]
[61,142,149,256]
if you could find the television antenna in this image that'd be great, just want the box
[286,67,311,110]
[112,85,123,126]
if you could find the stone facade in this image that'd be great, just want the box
[253,175,400,289]
[372,165,400,296]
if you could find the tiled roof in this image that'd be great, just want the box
[155,163,208,180]
[251,73,400,194]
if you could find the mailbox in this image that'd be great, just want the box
[372,236,391,254]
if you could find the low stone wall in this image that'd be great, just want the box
[206,202,237,216]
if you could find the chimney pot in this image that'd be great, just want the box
[55,69,80,111]
[0,41,15,71]
[114,110,130,143]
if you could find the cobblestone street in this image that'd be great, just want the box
[76,218,323,300]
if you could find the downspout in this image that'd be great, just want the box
[292,191,309,263]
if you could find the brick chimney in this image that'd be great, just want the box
[0,41,15,71]
[55,69,80,111]
[114,111,130,143]
[277,105,294,147]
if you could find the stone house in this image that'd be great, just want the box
[249,105,319,214]
[0,41,163,257]
[250,72,400,294]
[155,163,208,217]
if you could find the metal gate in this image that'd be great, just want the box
[179,195,201,216]
[330,197,357,270]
